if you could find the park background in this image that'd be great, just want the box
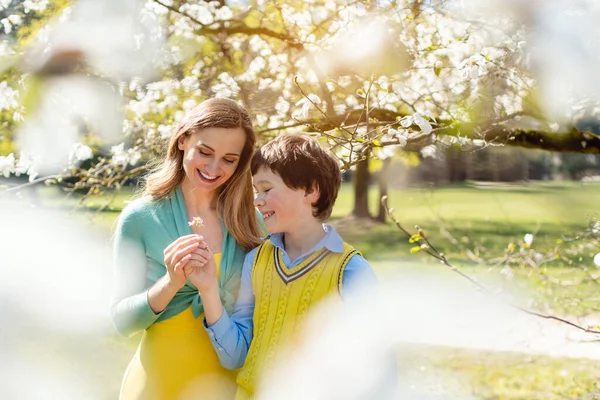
[1,1,600,399]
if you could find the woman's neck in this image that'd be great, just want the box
[180,180,218,214]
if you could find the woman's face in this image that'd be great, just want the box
[178,127,246,193]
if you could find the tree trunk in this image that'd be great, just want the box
[376,158,391,222]
[352,157,371,218]
[491,151,500,182]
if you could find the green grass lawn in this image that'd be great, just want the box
[20,180,600,399]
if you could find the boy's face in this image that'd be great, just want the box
[252,167,317,234]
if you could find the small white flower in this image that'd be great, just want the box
[592,220,600,234]
[387,128,408,147]
[188,217,204,227]
[69,143,94,164]
[420,145,437,158]
[293,94,321,119]
[594,253,600,267]
[157,124,172,138]
[459,55,488,80]
[524,233,534,247]
[182,99,196,112]
[400,112,433,134]
[0,152,15,177]
[215,6,233,21]
[111,143,128,166]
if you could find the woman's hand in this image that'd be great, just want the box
[184,240,219,295]
[163,234,203,290]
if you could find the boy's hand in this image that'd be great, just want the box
[184,240,219,295]
[163,234,203,290]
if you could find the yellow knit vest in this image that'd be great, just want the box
[235,240,359,400]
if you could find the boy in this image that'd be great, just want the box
[195,134,377,399]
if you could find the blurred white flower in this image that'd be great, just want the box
[592,220,600,234]
[420,145,437,158]
[0,153,15,177]
[17,76,124,176]
[68,143,94,164]
[212,72,240,98]
[215,6,233,21]
[111,143,141,166]
[0,81,18,110]
[111,143,128,165]
[594,253,600,267]
[500,265,514,279]
[275,97,291,115]
[459,55,488,80]
[157,124,172,138]
[23,0,50,13]
[524,233,534,247]
[400,112,433,134]
[182,99,196,112]
[386,128,408,147]
[24,0,165,81]
[293,94,321,119]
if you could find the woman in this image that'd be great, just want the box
[111,98,263,399]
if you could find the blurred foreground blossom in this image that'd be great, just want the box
[68,142,94,165]
[257,267,600,399]
[15,0,165,176]
[0,194,121,398]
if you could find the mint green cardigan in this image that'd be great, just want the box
[111,186,260,337]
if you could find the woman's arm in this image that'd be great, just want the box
[111,206,161,336]
[111,205,200,336]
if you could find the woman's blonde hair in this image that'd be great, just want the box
[143,98,261,250]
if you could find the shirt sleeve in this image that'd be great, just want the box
[110,204,162,336]
[341,254,378,300]
[204,247,257,370]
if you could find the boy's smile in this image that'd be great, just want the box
[252,167,316,234]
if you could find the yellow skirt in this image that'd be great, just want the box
[120,254,237,400]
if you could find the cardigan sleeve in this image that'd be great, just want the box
[110,202,163,336]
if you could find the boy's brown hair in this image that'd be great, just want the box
[251,134,342,221]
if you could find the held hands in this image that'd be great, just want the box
[163,234,204,290]
[183,240,219,296]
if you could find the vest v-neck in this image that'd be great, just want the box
[274,247,330,284]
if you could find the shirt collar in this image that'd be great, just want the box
[266,224,344,254]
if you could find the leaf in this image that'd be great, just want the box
[372,139,381,147]
[244,9,263,29]
[410,246,421,253]
[409,233,422,243]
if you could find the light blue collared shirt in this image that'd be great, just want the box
[204,224,377,369]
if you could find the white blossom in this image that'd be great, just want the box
[459,55,488,80]
[400,112,434,134]
[592,220,600,234]
[0,153,15,178]
[594,253,600,267]
[23,0,50,13]
[157,124,172,138]
[111,143,142,167]
[293,95,321,119]
[524,233,534,247]
[69,143,94,164]
[0,81,18,111]
[215,6,233,21]
[420,145,438,158]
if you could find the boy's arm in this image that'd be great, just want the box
[340,254,378,299]
[203,248,257,369]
